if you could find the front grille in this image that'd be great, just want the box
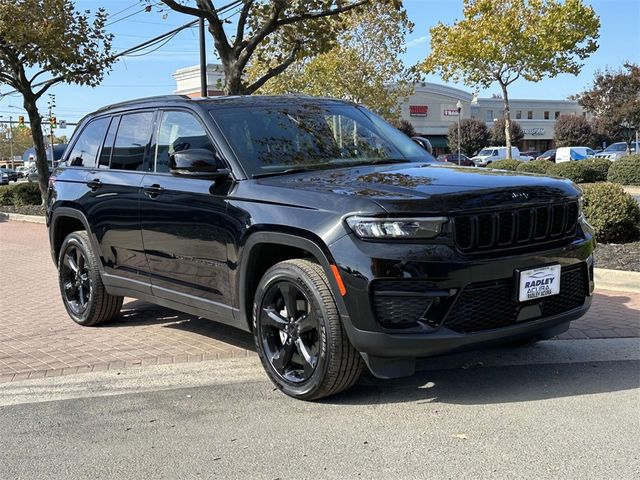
[453,201,579,253]
[443,264,587,333]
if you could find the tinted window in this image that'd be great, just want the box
[154,111,215,173]
[99,117,120,168]
[211,103,430,177]
[110,112,153,171]
[67,118,109,167]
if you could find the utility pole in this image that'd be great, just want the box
[456,100,462,165]
[8,116,14,169]
[199,18,207,97]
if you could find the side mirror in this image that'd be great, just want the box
[169,149,230,179]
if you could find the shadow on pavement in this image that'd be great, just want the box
[328,357,639,406]
[107,299,255,351]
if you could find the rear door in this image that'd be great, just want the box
[139,109,237,320]
[83,110,155,289]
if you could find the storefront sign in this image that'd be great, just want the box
[410,105,428,117]
[443,109,460,116]
[523,128,545,136]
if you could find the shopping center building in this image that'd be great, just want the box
[174,64,586,155]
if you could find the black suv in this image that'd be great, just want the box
[47,95,595,400]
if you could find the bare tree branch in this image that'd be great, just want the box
[245,44,300,94]
[276,0,368,27]
[234,0,255,50]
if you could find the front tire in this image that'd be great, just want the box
[253,259,363,400]
[58,231,123,326]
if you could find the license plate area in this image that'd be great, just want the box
[516,265,561,302]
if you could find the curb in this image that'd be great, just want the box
[594,267,640,293]
[0,212,46,224]
[623,186,640,196]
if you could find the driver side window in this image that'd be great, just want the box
[154,111,217,173]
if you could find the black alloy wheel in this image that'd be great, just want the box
[259,281,321,383]
[253,259,363,400]
[60,244,91,316]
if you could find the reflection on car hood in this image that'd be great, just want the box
[251,163,580,214]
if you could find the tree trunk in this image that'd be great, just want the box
[500,82,512,159]
[22,94,49,204]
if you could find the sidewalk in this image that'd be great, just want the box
[1,220,638,383]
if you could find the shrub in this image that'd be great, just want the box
[548,161,589,183]
[516,159,553,175]
[0,182,42,206]
[581,182,640,243]
[0,186,13,206]
[488,159,522,171]
[607,155,640,186]
[581,157,612,182]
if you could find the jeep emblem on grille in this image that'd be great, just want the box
[511,191,529,200]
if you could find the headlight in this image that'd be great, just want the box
[346,216,448,239]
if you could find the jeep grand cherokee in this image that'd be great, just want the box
[47,95,595,400]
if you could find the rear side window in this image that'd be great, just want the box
[98,117,120,168]
[66,118,109,167]
[154,111,216,173]
[110,112,154,171]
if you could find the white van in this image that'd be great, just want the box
[555,146,596,163]
[471,146,531,166]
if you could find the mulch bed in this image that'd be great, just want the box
[0,205,45,216]
[594,241,640,272]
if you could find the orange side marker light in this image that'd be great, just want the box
[330,264,347,296]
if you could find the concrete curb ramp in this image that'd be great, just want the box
[0,212,46,224]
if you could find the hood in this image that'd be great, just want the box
[242,163,580,215]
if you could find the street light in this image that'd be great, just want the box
[456,100,462,165]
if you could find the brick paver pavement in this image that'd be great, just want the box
[1,220,638,382]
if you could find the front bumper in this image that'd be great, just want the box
[329,227,595,361]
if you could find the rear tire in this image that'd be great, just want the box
[58,231,123,326]
[253,259,363,400]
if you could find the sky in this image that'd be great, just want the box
[0,0,638,133]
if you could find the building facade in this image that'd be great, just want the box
[173,64,585,155]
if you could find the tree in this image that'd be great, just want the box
[491,117,524,146]
[554,114,592,147]
[422,0,599,158]
[392,119,417,137]
[248,1,415,120]
[0,0,113,200]
[0,126,34,162]
[447,118,489,156]
[158,0,401,96]
[573,63,640,150]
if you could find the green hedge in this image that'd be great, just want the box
[548,161,589,183]
[582,182,640,243]
[488,159,522,171]
[516,159,554,174]
[607,155,640,186]
[581,157,611,183]
[0,182,42,206]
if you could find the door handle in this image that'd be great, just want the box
[143,184,165,197]
[86,179,102,190]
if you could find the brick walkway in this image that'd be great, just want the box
[0,220,638,383]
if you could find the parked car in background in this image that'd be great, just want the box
[0,168,18,182]
[555,146,596,163]
[0,171,8,185]
[48,95,594,400]
[27,167,53,183]
[472,146,531,166]
[536,149,556,162]
[437,153,475,167]
[522,151,541,159]
[595,141,639,160]
[16,166,30,178]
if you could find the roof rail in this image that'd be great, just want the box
[94,95,191,113]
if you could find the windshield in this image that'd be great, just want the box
[210,102,434,177]
[477,149,494,156]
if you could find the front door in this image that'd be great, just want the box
[139,109,236,321]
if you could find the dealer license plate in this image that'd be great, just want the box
[518,265,561,302]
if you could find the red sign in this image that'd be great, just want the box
[409,105,428,117]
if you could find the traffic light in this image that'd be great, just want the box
[18,115,25,127]
[50,116,57,129]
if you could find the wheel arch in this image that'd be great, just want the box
[238,231,349,332]
[50,207,103,272]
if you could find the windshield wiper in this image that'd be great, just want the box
[252,167,315,179]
